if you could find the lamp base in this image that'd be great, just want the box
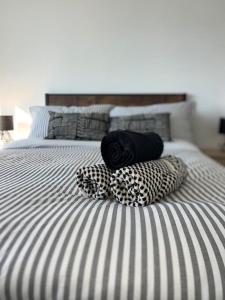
[0,131,12,143]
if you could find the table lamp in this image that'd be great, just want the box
[219,117,225,150]
[0,115,14,143]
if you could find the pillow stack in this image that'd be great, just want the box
[109,100,194,142]
[29,100,194,141]
[29,104,113,139]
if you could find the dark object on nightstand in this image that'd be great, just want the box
[0,115,14,142]
[219,118,225,150]
[219,118,225,134]
[219,118,225,151]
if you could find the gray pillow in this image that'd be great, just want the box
[45,112,109,140]
[109,113,171,141]
[29,104,113,138]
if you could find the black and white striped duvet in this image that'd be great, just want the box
[1,140,225,300]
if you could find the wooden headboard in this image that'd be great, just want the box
[45,94,186,106]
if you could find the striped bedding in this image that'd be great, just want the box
[0,139,225,300]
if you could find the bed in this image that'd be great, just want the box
[0,94,225,300]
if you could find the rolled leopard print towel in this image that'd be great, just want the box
[76,164,112,199]
[110,156,187,207]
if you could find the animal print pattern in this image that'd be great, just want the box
[110,156,187,206]
[76,156,187,206]
[76,164,112,199]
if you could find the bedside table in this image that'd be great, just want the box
[202,149,225,166]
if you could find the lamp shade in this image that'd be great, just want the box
[0,115,14,131]
[219,118,225,134]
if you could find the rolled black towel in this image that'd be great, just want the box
[101,130,164,170]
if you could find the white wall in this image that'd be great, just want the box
[0,0,225,146]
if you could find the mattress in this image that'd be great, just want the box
[0,139,225,300]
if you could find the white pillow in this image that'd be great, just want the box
[29,104,113,138]
[110,100,194,142]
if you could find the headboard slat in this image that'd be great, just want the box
[45,94,186,106]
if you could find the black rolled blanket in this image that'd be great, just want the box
[101,130,164,170]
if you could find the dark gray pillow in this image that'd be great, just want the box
[109,113,171,141]
[45,112,109,140]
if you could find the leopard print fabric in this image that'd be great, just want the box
[76,164,112,199]
[110,156,188,206]
[76,156,187,206]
